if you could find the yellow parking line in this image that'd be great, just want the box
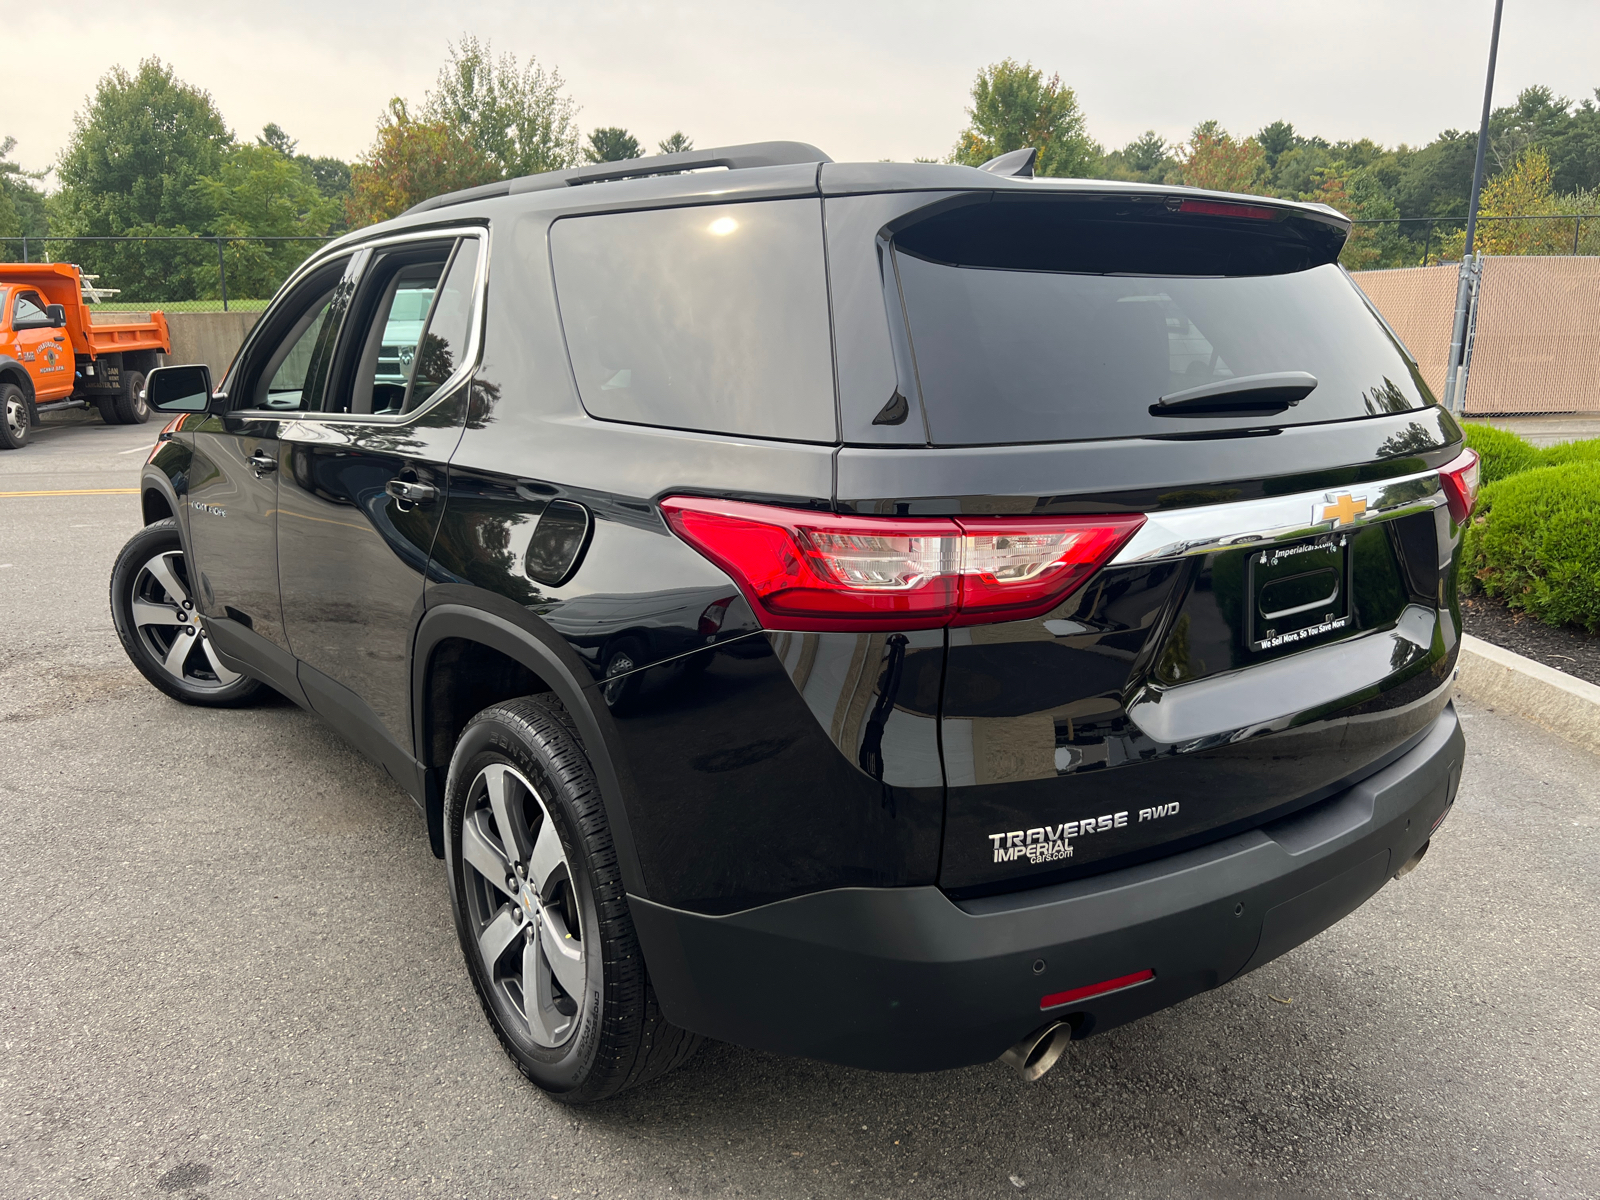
[0,488,141,497]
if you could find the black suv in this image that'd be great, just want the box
[113,142,1475,1101]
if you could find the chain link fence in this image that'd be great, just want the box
[0,235,336,313]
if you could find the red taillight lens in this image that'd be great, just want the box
[1439,447,1481,524]
[1177,198,1278,220]
[660,497,1144,631]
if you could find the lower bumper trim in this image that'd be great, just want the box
[630,703,1463,1072]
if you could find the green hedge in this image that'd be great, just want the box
[1461,422,1545,484]
[1540,437,1600,469]
[1463,461,1600,632]
[1461,421,1600,480]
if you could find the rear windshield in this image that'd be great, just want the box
[892,205,1432,446]
[551,199,836,443]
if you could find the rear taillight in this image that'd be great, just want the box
[1439,448,1481,524]
[660,497,1144,631]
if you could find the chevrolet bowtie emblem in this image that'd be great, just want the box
[1320,493,1367,527]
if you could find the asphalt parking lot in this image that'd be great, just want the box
[2,412,1597,1199]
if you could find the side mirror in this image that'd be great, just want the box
[145,363,214,414]
[45,304,66,328]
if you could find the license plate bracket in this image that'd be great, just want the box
[1247,533,1353,652]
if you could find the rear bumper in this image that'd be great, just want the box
[630,703,1464,1072]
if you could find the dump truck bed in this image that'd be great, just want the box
[0,263,170,360]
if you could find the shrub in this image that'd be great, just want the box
[1460,422,1542,485]
[1463,461,1600,632]
[1540,437,1600,469]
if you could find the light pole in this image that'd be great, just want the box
[1443,0,1505,415]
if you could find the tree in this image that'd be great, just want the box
[52,58,233,299]
[0,137,49,257]
[425,36,581,177]
[1536,88,1600,196]
[1179,121,1268,194]
[198,144,340,298]
[256,124,352,232]
[950,59,1096,178]
[1391,131,1477,218]
[1256,120,1296,170]
[586,127,642,163]
[347,98,501,227]
[1438,147,1588,258]
[1097,130,1177,182]
[658,132,693,155]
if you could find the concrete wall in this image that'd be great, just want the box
[165,311,261,382]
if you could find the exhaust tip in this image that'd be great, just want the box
[1395,839,1430,878]
[1000,1020,1074,1082]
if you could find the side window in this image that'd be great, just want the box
[236,256,353,412]
[332,236,479,416]
[549,199,837,442]
[13,291,48,327]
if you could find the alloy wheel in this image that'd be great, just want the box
[4,394,26,444]
[129,550,242,689]
[460,762,586,1048]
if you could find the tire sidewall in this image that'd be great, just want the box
[0,383,27,449]
[445,711,606,1095]
[116,370,150,424]
[110,520,261,706]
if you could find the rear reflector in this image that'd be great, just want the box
[1178,198,1278,221]
[1439,447,1481,524]
[1040,968,1155,1011]
[660,497,1145,632]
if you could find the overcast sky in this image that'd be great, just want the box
[7,1,1599,177]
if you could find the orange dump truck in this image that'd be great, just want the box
[0,262,171,449]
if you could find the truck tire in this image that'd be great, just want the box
[446,695,701,1103]
[95,397,118,425]
[0,381,29,450]
[112,369,150,425]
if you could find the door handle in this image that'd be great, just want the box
[52,335,65,342]
[248,450,278,475]
[386,478,438,506]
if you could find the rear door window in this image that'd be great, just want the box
[891,200,1433,446]
[330,235,480,416]
[551,199,837,443]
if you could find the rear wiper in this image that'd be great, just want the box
[1150,371,1318,417]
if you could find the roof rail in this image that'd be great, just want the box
[406,141,833,215]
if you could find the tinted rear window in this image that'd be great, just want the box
[892,203,1432,446]
[551,199,836,443]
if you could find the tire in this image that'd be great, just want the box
[109,519,265,707]
[95,397,118,426]
[112,369,149,425]
[0,382,29,450]
[445,696,700,1103]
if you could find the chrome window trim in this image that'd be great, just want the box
[1109,465,1447,565]
[218,225,490,427]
